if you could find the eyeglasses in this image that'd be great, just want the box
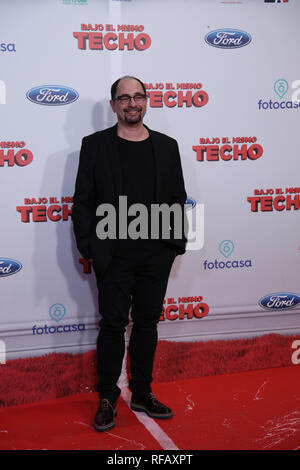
[113,93,147,105]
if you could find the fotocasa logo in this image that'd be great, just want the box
[32,303,86,335]
[203,240,252,270]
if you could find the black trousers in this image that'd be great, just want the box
[95,240,175,404]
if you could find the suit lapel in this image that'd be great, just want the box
[104,124,123,197]
[148,127,163,202]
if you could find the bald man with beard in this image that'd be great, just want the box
[72,76,187,431]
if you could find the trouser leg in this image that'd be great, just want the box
[128,244,174,396]
[96,256,134,403]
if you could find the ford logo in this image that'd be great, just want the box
[26,85,79,106]
[0,258,22,277]
[259,293,300,310]
[205,29,252,49]
[186,196,196,210]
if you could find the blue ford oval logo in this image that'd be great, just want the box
[186,196,196,210]
[0,258,22,277]
[205,29,252,49]
[259,293,300,310]
[26,85,79,106]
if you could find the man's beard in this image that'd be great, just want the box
[124,107,142,124]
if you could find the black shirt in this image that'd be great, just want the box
[116,135,162,255]
[118,135,155,209]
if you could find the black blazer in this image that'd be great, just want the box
[72,124,187,277]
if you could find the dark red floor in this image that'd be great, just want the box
[0,365,299,450]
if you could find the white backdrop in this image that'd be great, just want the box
[1,0,300,360]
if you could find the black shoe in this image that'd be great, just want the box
[93,399,117,432]
[130,392,173,419]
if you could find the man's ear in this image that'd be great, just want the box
[110,99,116,113]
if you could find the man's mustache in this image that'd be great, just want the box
[124,106,142,112]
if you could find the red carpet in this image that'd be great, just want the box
[1,334,299,408]
[0,366,299,450]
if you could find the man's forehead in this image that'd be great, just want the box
[116,78,144,94]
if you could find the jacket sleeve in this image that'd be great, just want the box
[171,139,188,254]
[72,137,95,260]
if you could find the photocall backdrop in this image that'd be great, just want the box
[1,0,299,363]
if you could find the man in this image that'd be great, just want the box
[72,76,187,432]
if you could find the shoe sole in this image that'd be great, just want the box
[93,408,117,432]
[130,403,173,419]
